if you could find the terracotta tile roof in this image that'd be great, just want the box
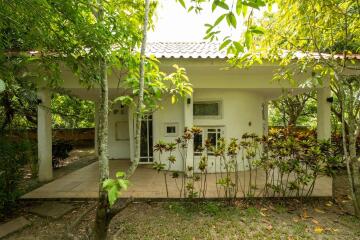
[146,42,360,60]
[146,42,227,59]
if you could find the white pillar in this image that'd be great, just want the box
[128,105,135,162]
[184,96,193,171]
[37,87,52,182]
[317,87,331,140]
[262,101,269,136]
[94,101,99,156]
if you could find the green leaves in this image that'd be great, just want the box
[242,0,266,9]
[219,39,232,50]
[102,171,130,206]
[236,0,243,15]
[244,30,253,49]
[226,12,237,28]
[212,0,229,11]
[214,13,227,27]
[152,161,166,173]
[113,95,134,105]
[249,25,265,35]
[177,0,186,8]
[0,79,5,93]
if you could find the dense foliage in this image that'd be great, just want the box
[0,137,36,217]
[154,127,340,200]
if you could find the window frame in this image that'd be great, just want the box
[193,126,225,155]
[163,122,179,137]
[193,100,223,119]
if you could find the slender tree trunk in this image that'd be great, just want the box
[127,0,150,177]
[92,0,151,236]
[347,120,360,216]
[337,79,360,217]
[93,58,110,239]
[92,0,111,238]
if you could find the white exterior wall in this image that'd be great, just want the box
[108,102,130,159]
[192,89,265,173]
[105,89,267,172]
[193,89,264,136]
[153,98,185,171]
[146,89,265,173]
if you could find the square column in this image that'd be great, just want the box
[317,87,331,140]
[262,101,269,136]
[183,96,193,171]
[94,100,99,156]
[128,105,135,162]
[37,87,53,182]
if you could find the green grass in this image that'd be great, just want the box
[111,200,360,240]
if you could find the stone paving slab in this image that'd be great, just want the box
[28,202,75,219]
[22,160,332,199]
[0,217,30,238]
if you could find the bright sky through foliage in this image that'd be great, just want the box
[148,0,246,42]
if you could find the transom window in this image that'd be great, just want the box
[193,101,222,118]
[193,127,224,155]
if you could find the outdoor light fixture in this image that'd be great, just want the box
[326,97,334,103]
[187,98,191,104]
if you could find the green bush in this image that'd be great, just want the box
[0,137,29,216]
[52,140,73,168]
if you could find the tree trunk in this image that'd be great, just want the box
[126,0,150,177]
[92,1,151,238]
[93,58,110,239]
[347,120,360,216]
[93,194,110,239]
[93,0,111,238]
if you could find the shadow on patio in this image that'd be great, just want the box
[22,160,332,199]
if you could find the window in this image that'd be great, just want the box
[167,126,176,133]
[164,123,179,137]
[115,121,129,141]
[193,101,222,118]
[139,115,153,163]
[193,127,224,155]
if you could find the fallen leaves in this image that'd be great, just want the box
[266,224,273,231]
[311,219,320,225]
[301,209,310,219]
[314,208,325,214]
[260,211,267,217]
[314,226,324,234]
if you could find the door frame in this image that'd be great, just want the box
[137,114,154,164]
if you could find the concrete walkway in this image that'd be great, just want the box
[22,160,332,199]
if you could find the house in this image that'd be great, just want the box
[36,42,331,181]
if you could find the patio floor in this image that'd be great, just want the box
[22,160,332,199]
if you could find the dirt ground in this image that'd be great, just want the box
[4,198,360,240]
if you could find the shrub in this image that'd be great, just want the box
[0,137,28,216]
[52,140,73,168]
[154,126,340,200]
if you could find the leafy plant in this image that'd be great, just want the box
[102,172,129,206]
[0,137,30,217]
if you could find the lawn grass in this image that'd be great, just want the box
[110,200,360,240]
[5,199,360,239]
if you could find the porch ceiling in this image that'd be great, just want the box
[64,87,311,101]
[60,59,314,93]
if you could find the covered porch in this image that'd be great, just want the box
[35,49,333,185]
[22,160,332,199]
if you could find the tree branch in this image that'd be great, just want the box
[108,197,133,219]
